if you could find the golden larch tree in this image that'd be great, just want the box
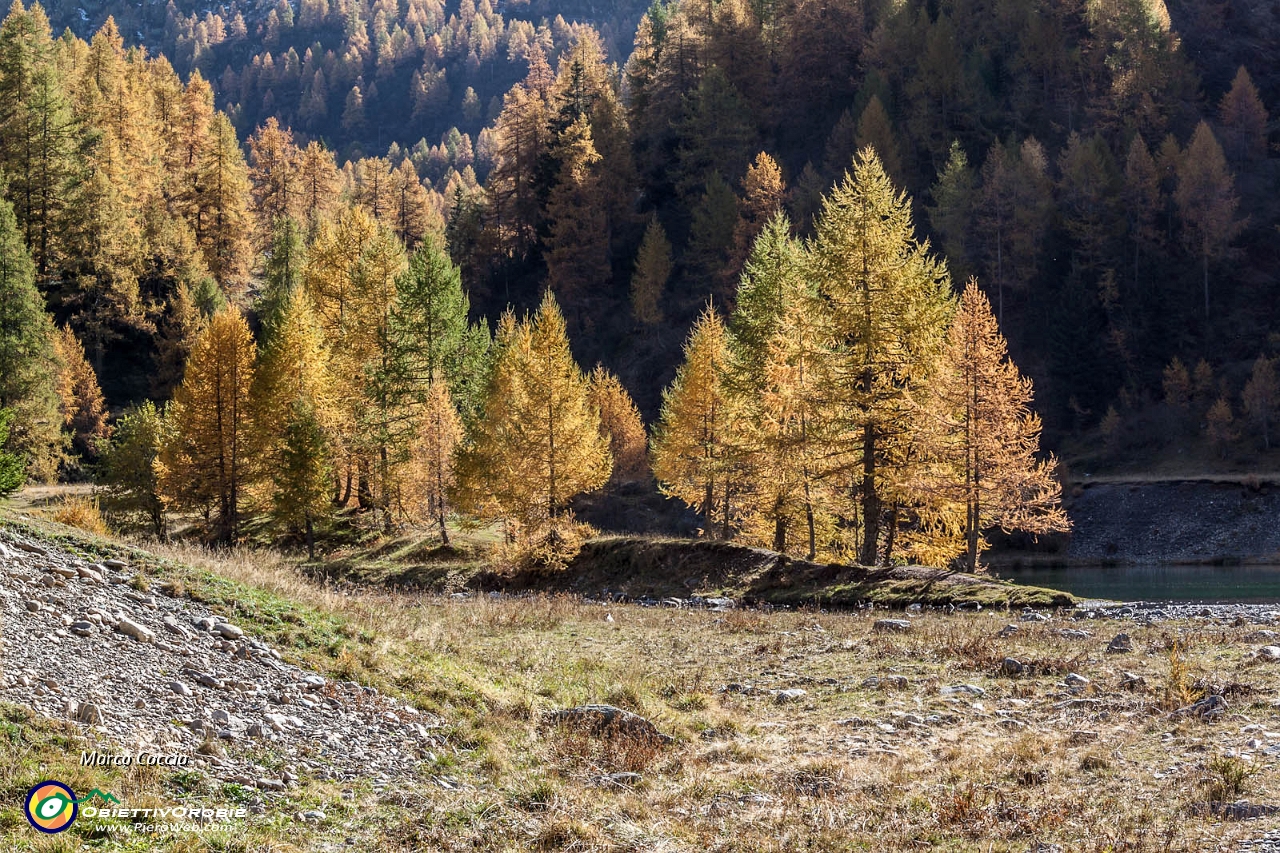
[1242,355,1279,450]
[157,307,257,542]
[651,304,738,538]
[1175,121,1243,318]
[52,325,109,460]
[921,280,1069,572]
[402,382,463,542]
[588,366,648,483]
[453,294,610,533]
[727,216,834,558]
[630,215,671,325]
[810,148,953,566]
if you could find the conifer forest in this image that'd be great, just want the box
[0,0,1277,569]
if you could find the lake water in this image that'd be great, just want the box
[990,564,1280,604]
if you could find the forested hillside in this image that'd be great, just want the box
[0,0,1277,564]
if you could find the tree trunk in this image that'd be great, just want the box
[305,515,315,561]
[883,502,899,566]
[859,422,879,566]
[773,513,786,554]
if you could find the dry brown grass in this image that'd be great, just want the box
[7,523,1280,851]
[50,494,109,535]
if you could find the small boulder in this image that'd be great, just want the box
[543,704,674,745]
[1106,633,1133,653]
[873,619,912,634]
[115,616,155,643]
[597,772,643,787]
[215,623,245,640]
[1172,694,1227,720]
[69,621,94,637]
[1001,658,1024,676]
[74,702,104,725]
[1064,673,1090,689]
[774,688,807,704]
[940,684,985,697]
[1258,646,1280,662]
[1119,672,1146,691]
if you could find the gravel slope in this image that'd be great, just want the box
[0,529,441,794]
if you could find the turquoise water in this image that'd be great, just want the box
[990,564,1280,604]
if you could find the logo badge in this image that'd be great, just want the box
[24,780,78,834]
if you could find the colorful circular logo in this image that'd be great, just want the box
[24,781,78,834]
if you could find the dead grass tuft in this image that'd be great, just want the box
[51,494,109,535]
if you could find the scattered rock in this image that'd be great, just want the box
[1244,630,1280,643]
[543,704,674,745]
[115,616,155,643]
[1172,694,1228,720]
[297,809,325,823]
[1020,610,1050,623]
[997,624,1019,638]
[774,688,807,703]
[873,619,911,634]
[1120,672,1147,691]
[102,559,128,570]
[1058,629,1093,640]
[215,623,245,640]
[24,600,41,612]
[69,621,94,637]
[1106,633,1133,653]
[597,772,643,787]
[940,684,985,697]
[169,681,192,696]
[76,566,103,583]
[1001,658,1024,676]
[73,702,104,725]
[1064,673,1090,689]
[258,778,286,792]
[1068,730,1099,745]
[1258,646,1280,662]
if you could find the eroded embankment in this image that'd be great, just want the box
[476,537,1073,608]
